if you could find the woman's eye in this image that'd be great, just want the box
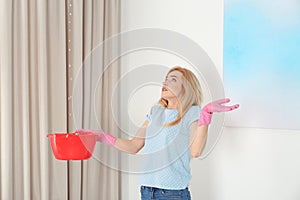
[172,78,176,82]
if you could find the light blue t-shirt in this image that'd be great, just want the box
[138,104,201,189]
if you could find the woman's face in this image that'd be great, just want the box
[161,70,184,101]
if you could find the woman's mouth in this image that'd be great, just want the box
[162,87,168,92]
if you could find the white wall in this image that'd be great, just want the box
[120,1,300,200]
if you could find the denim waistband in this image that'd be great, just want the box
[141,185,188,191]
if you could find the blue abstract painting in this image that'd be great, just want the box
[224,0,300,130]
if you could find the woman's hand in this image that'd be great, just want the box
[75,129,116,146]
[75,121,148,154]
[198,98,239,126]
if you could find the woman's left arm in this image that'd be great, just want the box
[189,98,239,158]
[189,122,208,158]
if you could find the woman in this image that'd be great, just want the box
[77,66,239,200]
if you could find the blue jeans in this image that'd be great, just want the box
[140,186,191,200]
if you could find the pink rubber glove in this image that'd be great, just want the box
[75,129,116,147]
[198,98,239,126]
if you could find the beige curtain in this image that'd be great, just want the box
[0,0,121,199]
[68,0,121,200]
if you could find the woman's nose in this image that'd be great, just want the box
[163,78,170,85]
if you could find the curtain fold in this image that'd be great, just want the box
[0,0,121,199]
[0,0,14,198]
[1,0,68,199]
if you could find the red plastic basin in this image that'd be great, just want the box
[47,133,98,160]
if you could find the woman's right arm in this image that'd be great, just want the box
[114,120,148,154]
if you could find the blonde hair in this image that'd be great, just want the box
[158,66,203,126]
